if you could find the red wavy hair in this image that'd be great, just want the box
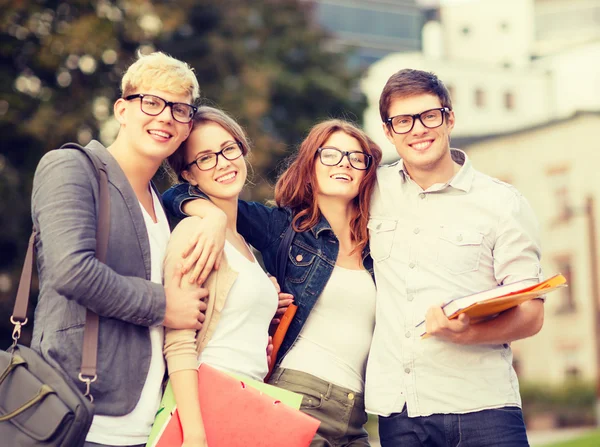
[275,119,382,255]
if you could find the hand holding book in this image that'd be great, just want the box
[417,274,567,337]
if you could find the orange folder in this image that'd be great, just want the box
[155,364,320,447]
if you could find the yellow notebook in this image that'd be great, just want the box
[417,274,567,337]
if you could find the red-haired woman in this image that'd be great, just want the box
[163,119,382,446]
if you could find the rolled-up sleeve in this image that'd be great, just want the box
[493,191,543,287]
[162,217,204,374]
[162,183,209,219]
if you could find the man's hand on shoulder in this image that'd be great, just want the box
[425,305,472,344]
[163,263,208,330]
[180,210,227,285]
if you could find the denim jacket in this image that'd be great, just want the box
[163,183,375,364]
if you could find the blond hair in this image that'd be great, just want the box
[121,51,200,101]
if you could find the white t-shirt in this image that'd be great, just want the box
[281,265,376,392]
[198,240,278,381]
[86,187,169,445]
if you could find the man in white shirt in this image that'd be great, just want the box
[365,69,544,446]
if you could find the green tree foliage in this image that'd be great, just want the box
[0,0,366,345]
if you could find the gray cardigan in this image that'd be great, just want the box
[30,140,166,416]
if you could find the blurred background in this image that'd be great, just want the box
[1,0,600,444]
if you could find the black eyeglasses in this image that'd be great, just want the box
[185,142,244,171]
[124,94,197,124]
[317,147,372,171]
[386,107,450,134]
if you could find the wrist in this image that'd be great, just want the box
[184,430,206,443]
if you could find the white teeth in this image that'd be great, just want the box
[412,141,432,150]
[216,172,236,182]
[331,174,351,181]
[149,130,170,138]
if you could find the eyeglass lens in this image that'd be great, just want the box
[390,108,445,134]
[320,148,369,170]
[192,144,243,171]
[140,95,195,123]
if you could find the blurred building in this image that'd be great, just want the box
[302,0,425,67]
[359,0,600,386]
[361,0,600,162]
[462,111,600,384]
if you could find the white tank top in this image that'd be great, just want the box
[281,265,376,392]
[198,240,278,381]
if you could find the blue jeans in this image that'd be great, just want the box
[379,406,529,447]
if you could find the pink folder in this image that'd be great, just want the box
[155,364,320,447]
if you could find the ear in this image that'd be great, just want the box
[184,121,193,139]
[181,169,197,186]
[382,122,395,146]
[114,98,128,125]
[446,110,455,134]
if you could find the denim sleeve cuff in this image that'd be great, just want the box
[178,185,210,216]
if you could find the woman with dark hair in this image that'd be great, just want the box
[163,118,382,446]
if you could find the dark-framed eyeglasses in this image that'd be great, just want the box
[124,93,197,124]
[317,147,372,171]
[386,107,450,134]
[185,142,244,171]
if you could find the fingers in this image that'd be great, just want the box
[171,264,184,289]
[189,243,211,284]
[181,233,200,260]
[198,251,218,285]
[278,293,293,303]
[425,306,449,336]
[183,233,207,274]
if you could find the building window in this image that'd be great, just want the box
[547,165,572,223]
[563,350,581,380]
[475,89,485,108]
[504,91,515,110]
[555,256,576,314]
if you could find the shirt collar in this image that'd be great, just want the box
[309,215,333,238]
[396,148,475,192]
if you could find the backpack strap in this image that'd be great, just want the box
[12,143,110,400]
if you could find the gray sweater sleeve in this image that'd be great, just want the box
[32,149,166,326]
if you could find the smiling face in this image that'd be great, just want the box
[181,121,247,202]
[383,93,455,180]
[114,88,193,162]
[314,131,367,203]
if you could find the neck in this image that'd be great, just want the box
[209,196,239,233]
[317,196,355,247]
[406,149,459,190]
[107,136,161,199]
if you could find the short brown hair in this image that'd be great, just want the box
[275,119,382,256]
[379,69,452,122]
[167,106,250,183]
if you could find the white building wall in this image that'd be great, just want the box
[362,53,553,163]
[362,0,600,164]
[441,0,534,69]
[464,113,600,384]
